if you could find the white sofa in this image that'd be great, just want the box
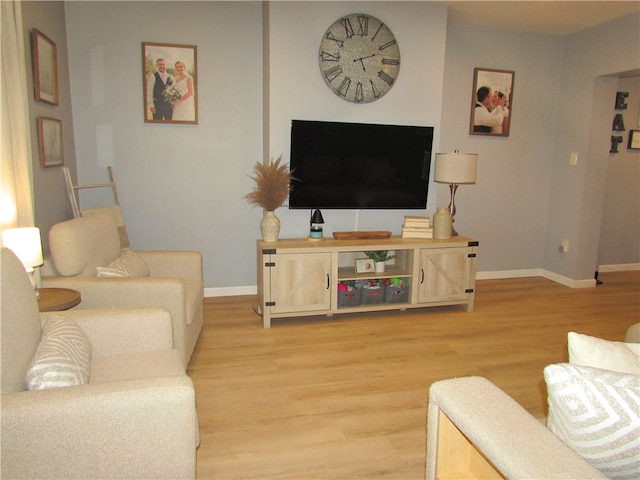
[1,247,199,479]
[42,214,203,368]
[427,325,639,480]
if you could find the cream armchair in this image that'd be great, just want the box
[1,247,198,479]
[42,214,203,368]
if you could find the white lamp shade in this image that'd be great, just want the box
[434,152,478,184]
[2,227,44,268]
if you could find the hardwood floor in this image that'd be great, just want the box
[188,271,639,479]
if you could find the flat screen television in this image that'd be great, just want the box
[288,120,434,210]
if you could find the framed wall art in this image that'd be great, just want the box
[32,29,58,105]
[142,42,198,124]
[628,130,640,150]
[37,117,64,168]
[469,68,514,137]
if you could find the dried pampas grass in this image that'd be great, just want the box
[245,155,294,211]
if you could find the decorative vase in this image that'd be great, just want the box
[375,261,386,273]
[433,207,453,239]
[260,210,280,242]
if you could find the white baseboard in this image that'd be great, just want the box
[204,285,257,298]
[476,268,595,288]
[475,269,542,280]
[598,263,640,272]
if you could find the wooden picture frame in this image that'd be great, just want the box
[37,117,64,168]
[32,29,58,105]
[628,130,640,150]
[143,42,198,124]
[469,68,514,137]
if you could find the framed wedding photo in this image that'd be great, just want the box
[142,42,198,125]
[32,29,58,105]
[469,68,514,137]
[37,117,64,168]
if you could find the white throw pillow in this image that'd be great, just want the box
[544,363,640,480]
[96,249,150,277]
[568,331,640,375]
[25,315,92,390]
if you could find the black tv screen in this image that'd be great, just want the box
[288,120,433,210]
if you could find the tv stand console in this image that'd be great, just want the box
[256,236,478,328]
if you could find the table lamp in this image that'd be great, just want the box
[434,151,478,236]
[2,227,44,297]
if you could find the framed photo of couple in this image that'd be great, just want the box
[469,68,514,137]
[142,42,198,125]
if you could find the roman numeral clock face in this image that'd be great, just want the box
[319,14,401,104]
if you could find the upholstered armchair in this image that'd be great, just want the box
[42,214,203,368]
[1,247,199,479]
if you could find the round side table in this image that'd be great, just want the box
[37,288,82,312]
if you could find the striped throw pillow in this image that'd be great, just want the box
[26,316,92,390]
[96,249,150,277]
[544,363,640,480]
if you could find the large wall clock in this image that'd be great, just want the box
[318,13,401,104]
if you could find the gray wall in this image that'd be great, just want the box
[22,1,76,253]
[543,14,640,281]
[440,23,563,275]
[598,75,640,267]
[25,2,639,293]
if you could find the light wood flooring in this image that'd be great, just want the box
[188,271,639,479]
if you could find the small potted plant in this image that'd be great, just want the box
[364,250,395,273]
[245,155,294,242]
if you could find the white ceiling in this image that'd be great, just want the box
[446,1,640,36]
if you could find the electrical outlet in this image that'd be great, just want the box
[559,239,570,253]
[570,152,578,166]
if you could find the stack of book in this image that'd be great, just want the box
[402,215,433,238]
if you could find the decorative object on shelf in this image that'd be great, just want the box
[610,136,624,153]
[628,130,640,150]
[434,151,478,236]
[469,68,514,137]
[318,13,400,103]
[433,207,453,239]
[142,42,198,124]
[612,113,625,131]
[32,29,58,105]
[245,155,294,243]
[364,250,395,273]
[615,91,629,110]
[260,211,280,243]
[309,209,325,241]
[355,258,375,274]
[37,117,64,167]
[2,227,44,298]
[402,215,433,239]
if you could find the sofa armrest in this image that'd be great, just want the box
[1,377,197,479]
[41,306,174,358]
[137,250,203,282]
[426,377,605,480]
[41,276,187,318]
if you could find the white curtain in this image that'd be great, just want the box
[1,0,35,235]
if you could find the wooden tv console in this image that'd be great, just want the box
[256,236,478,328]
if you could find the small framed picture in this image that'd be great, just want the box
[469,67,514,137]
[142,42,198,124]
[37,117,64,168]
[32,29,58,105]
[629,130,640,150]
[355,258,375,274]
